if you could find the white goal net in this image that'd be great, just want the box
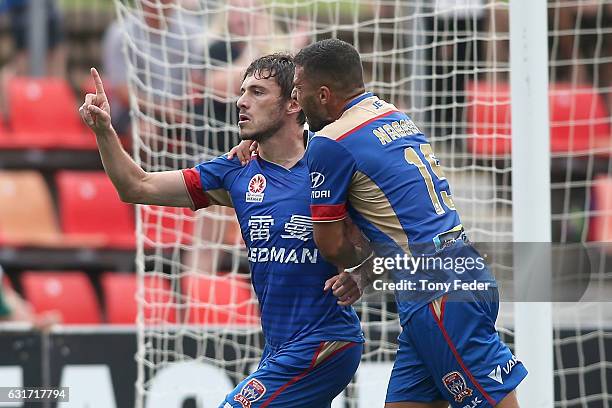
[111,0,612,406]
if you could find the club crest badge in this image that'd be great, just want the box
[246,174,266,203]
[442,371,473,403]
[233,378,267,408]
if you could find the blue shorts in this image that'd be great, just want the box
[220,340,362,408]
[386,288,528,407]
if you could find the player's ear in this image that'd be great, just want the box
[286,97,301,116]
[318,86,331,105]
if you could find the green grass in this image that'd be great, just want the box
[58,0,362,17]
[58,0,115,12]
[266,0,366,16]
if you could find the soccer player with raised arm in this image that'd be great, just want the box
[79,54,364,408]
[293,39,528,408]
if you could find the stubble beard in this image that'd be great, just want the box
[301,98,331,132]
[306,116,333,132]
[239,116,284,143]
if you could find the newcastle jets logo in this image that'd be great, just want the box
[310,172,325,189]
[233,378,266,408]
[246,174,266,203]
[442,371,473,403]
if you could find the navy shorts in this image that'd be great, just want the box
[221,340,362,408]
[386,288,527,407]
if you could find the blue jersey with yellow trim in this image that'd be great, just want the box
[183,155,364,348]
[305,92,495,321]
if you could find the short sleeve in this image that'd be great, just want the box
[306,136,356,222]
[182,155,240,209]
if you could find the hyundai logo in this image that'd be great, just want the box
[310,172,325,189]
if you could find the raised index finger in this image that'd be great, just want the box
[91,67,106,97]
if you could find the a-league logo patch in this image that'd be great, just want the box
[246,174,266,203]
[233,378,267,408]
[442,371,473,403]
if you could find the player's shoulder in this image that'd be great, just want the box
[193,153,245,177]
[315,94,401,142]
[212,153,243,167]
[306,134,344,153]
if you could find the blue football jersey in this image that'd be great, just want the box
[305,92,495,322]
[183,155,364,348]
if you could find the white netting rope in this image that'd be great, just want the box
[111,1,611,406]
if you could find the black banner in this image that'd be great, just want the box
[0,326,611,407]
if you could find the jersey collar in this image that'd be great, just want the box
[343,92,374,112]
[256,154,306,172]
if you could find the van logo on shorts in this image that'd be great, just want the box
[442,371,473,403]
[234,378,266,408]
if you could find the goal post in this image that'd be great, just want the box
[509,0,554,406]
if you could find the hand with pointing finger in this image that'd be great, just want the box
[79,67,113,135]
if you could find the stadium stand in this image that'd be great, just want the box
[142,205,195,246]
[466,81,511,156]
[182,274,258,325]
[21,271,102,324]
[0,170,64,246]
[549,84,611,153]
[466,81,611,156]
[2,77,96,150]
[2,273,12,291]
[589,175,612,244]
[101,272,176,324]
[56,171,135,249]
[0,112,5,135]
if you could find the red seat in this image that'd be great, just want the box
[549,84,611,153]
[182,274,258,325]
[466,81,512,156]
[466,81,611,156]
[101,272,176,324]
[0,113,6,136]
[56,171,135,249]
[2,273,13,291]
[2,77,95,149]
[0,112,12,143]
[142,205,195,246]
[0,170,64,247]
[589,175,612,245]
[21,271,102,324]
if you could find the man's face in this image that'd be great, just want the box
[293,66,330,132]
[236,73,286,142]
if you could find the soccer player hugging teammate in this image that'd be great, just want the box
[293,39,528,408]
[79,55,365,408]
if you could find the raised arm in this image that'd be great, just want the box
[79,68,192,208]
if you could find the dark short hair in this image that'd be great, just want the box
[294,39,364,94]
[243,53,306,125]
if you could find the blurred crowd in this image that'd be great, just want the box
[426,0,611,137]
[0,0,609,142]
[99,0,310,154]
